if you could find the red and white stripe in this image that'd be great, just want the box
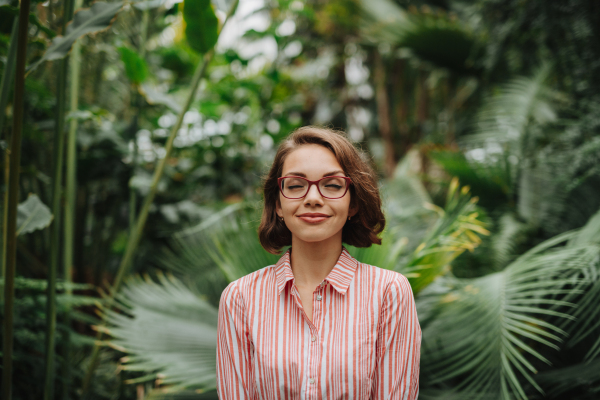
[217,248,421,399]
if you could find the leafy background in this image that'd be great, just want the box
[1,0,600,399]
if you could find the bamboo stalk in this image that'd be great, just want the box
[0,18,18,137]
[2,0,31,398]
[44,0,75,397]
[373,50,395,176]
[0,21,18,279]
[81,1,240,394]
[61,0,83,397]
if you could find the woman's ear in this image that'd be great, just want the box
[276,199,283,218]
[348,205,358,218]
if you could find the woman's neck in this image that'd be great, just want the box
[289,235,343,290]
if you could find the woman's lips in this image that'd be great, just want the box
[297,214,330,223]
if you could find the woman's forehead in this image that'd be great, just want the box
[281,145,345,176]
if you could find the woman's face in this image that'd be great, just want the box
[276,144,355,246]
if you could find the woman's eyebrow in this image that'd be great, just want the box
[283,170,346,177]
[322,170,345,177]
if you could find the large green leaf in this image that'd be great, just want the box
[27,1,123,72]
[118,46,149,84]
[16,193,53,235]
[183,0,219,54]
[419,223,600,399]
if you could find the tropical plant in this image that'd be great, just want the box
[418,209,600,400]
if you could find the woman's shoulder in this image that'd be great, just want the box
[219,264,278,301]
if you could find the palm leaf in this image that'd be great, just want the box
[402,177,490,294]
[419,224,600,399]
[359,0,480,74]
[461,64,562,149]
[158,203,279,301]
[535,359,600,398]
[349,161,489,292]
[105,273,219,392]
[562,208,600,360]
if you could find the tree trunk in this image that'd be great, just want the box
[373,50,395,176]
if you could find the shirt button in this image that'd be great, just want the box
[316,295,322,301]
[308,378,315,384]
[311,336,317,342]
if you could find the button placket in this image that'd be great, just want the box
[307,284,324,397]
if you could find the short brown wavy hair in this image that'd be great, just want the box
[258,126,385,254]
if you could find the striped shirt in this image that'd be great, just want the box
[216,248,421,399]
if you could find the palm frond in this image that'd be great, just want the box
[419,225,600,399]
[348,152,437,269]
[491,213,530,270]
[462,64,562,148]
[535,359,600,398]
[359,0,479,74]
[429,150,511,208]
[157,203,279,304]
[349,157,489,289]
[402,177,490,294]
[105,273,219,392]
[563,208,600,360]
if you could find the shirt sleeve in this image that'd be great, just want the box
[216,281,256,399]
[371,274,421,400]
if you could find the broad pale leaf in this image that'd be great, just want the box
[16,194,53,235]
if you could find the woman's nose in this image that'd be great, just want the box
[304,183,323,204]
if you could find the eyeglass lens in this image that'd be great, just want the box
[281,177,348,198]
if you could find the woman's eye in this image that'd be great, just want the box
[288,185,304,189]
[325,184,342,189]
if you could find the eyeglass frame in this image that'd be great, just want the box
[277,176,353,199]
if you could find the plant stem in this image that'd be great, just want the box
[2,0,31,398]
[81,1,240,394]
[44,0,75,397]
[0,18,18,138]
[0,20,18,267]
[128,8,149,235]
[62,0,83,397]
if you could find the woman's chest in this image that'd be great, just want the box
[245,285,382,399]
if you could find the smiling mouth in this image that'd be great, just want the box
[297,214,331,223]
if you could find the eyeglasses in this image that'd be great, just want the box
[277,176,352,199]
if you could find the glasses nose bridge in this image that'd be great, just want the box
[305,179,323,199]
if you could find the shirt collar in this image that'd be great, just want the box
[274,247,359,296]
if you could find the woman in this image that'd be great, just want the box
[217,126,421,399]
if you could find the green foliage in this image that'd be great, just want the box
[359,0,480,74]
[183,0,218,54]
[106,273,219,392]
[0,5,56,38]
[28,1,124,72]
[118,46,149,84]
[16,193,53,235]
[419,221,600,399]
[0,278,102,399]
